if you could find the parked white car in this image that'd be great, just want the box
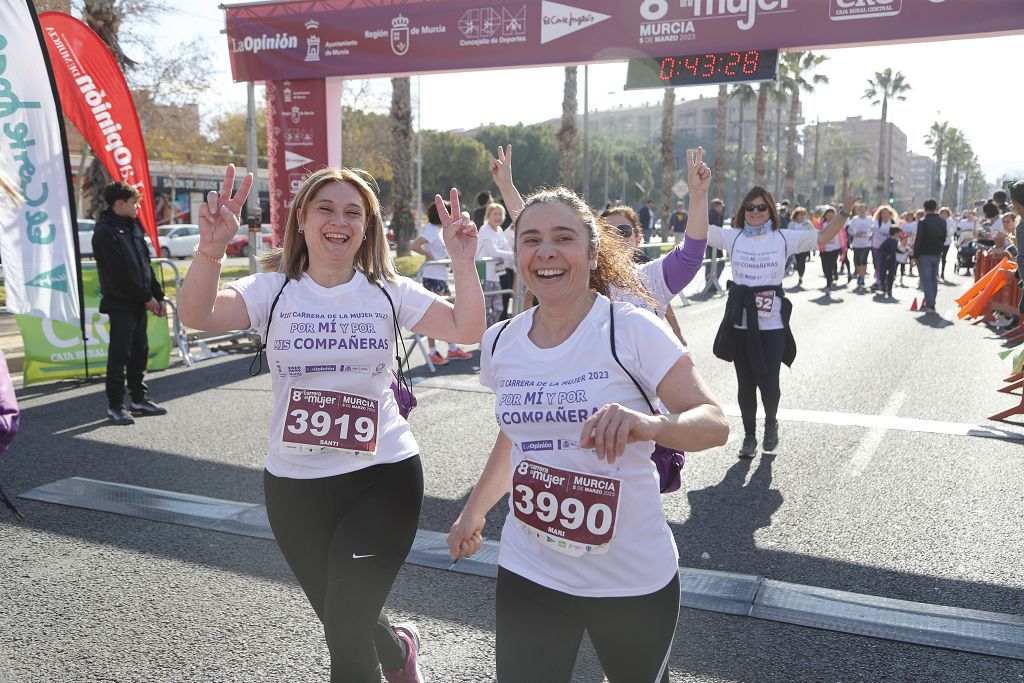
[157,224,201,259]
[77,218,155,258]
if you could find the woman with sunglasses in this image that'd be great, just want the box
[709,183,855,458]
[178,166,485,683]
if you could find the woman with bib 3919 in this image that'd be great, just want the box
[177,166,485,683]
[446,153,729,682]
[709,183,855,458]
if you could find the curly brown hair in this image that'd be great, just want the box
[514,188,653,306]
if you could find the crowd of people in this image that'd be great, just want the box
[84,135,1021,682]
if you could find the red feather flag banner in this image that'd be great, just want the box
[39,11,160,249]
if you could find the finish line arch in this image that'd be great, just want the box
[222,0,1024,231]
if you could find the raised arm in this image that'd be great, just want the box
[178,165,255,332]
[662,148,711,293]
[412,189,486,345]
[818,182,857,250]
[491,145,524,222]
[447,431,513,560]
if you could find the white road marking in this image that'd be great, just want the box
[843,391,907,478]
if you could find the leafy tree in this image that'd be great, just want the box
[659,87,676,239]
[419,131,491,210]
[473,123,561,195]
[924,120,949,200]
[206,107,268,168]
[713,85,728,202]
[730,84,756,205]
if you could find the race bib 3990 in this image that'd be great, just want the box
[511,460,621,557]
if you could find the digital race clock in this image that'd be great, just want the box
[624,49,779,90]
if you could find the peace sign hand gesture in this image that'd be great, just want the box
[839,181,857,215]
[490,145,513,189]
[198,164,254,253]
[687,146,712,197]
[435,188,478,262]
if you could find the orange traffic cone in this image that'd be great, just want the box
[909,297,918,311]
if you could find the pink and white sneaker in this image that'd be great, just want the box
[383,623,423,683]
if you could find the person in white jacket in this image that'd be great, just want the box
[477,203,515,326]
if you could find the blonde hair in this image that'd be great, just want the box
[514,187,653,307]
[484,202,506,224]
[872,204,895,224]
[259,168,396,284]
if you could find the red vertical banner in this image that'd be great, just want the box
[39,12,159,249]
[266,78,340,243]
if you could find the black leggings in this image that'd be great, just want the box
[495,567,679,683]
[794,251,810,277]
[821,250,840,284]
[731,328,785,436]
[940,243,951,276]
[264,456,424,682]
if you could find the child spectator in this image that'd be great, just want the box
[879,226,901,298]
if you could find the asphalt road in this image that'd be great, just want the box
[1,263,1022,682]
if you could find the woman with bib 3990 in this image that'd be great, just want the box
[709,183,855,459]
[446,153,728,682]
[178,166,485,683]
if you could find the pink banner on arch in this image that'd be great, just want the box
[225,0,1024,83]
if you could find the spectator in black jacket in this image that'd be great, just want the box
[93,181,168,425]
[912,198,946,313]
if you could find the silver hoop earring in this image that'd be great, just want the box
[297,228,304,234]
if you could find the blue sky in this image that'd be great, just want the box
[129,1,1022,182]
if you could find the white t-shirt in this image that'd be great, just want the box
[847,216,874,249]
[613,259,673,319]
[476,224,514,282]
[872,222,892,249]
[228,270,438,479]
[788,220,815,252]
[902,220,917,240]
[943,217,957,246]
[820,221,842,252]
[480,294,686,598]
[956,219,975,246]
[708,225,818,330]
[419,222,449,282]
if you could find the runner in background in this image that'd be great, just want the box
[939,206,957,280]
[817,207,842,291]
[447,176,728,682]
[846,203,874,291]
[870,205,896,292]
[900,210,918,278]
[178,165,485,683]
[409,200,474,365]
[708,183,855,458]
[787,206,814,287]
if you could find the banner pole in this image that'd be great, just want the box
[23,0,90,378]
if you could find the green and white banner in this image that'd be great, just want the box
[15,263,170,385]
[0,0,81,324]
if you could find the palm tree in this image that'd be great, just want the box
[558,67,578,188]
[753,82,769,185]
[390,77,414,257]
[659,87,675,240]
[781,51,829,202]
[940,128,966,209]
[713,84,727,201]
[924,120,949,200]
[730,84,757,206]
[862,68,911,198]
[768,79,789,198]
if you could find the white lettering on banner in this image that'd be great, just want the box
[829,0,901,21]
[41,308,109,347]
[691,0,790,31]
[231,33,298,55]
[73,74,142,191]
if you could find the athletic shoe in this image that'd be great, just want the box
[383,623,423,683]
[129,400,167,416]
[763,421,779,452]
[446,348,473,361]
[107,407,135,426]
[428,352,449,366]
[738,435,757,459]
